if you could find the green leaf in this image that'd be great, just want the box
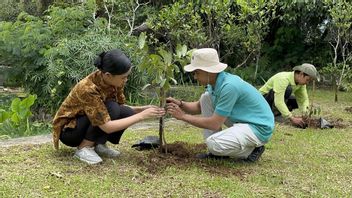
[170,77,178,85]
[0,110,12,123]
[160,78,166,87]
[181,45,188,57]
[159,49,172,66]
[138,32,146,49]
[142,84,151,90]
[150,54,163,66]
[173,65,180,73]
[164,82,171,90]
[11,113,20,124]
[10,98,21,114]
[175,44,187,58]
[20,94,37,109]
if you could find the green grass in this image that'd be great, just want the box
[1,89,352,197]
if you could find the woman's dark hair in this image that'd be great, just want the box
[94,49,131,75]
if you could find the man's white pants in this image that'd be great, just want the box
[200,92,264,159]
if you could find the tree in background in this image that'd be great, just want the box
[234,0,276,82]
[0,0,23,21]
[0,0,147,112]
[1,0,352,117]
[146,0,265,82]
[146,1,207,49]
[323,0,352,102]
[262,0,329,72]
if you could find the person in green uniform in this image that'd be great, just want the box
[259,63,319,128]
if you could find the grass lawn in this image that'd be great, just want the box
[1,89,352,197]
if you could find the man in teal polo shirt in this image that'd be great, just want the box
[259,63,319,128]
[166,48,274,162]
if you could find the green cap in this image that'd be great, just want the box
[293,63,320,81]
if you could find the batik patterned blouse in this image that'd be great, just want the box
[52,70,125,149]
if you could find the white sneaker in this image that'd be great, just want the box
[74,147,103,165]
[95,144,121,158]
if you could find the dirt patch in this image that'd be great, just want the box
[160,141,206,158]
[135,142,250,179]
[303,117,347,129]
[345,106,352,113]
[0,134,52,147]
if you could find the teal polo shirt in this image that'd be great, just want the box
[208,72,274,143]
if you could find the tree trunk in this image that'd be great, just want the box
[311,80,316,109]
[253,38,261,80]
[159,87,166,152]
[333,76,338,102]
[254,50,260,80]
[36,0,54,15]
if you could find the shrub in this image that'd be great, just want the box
[44,31,145,110]
[0,3,147,113]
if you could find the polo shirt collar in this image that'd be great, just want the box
[207,71,225,95]
[289,71,297,86]
[214,71,226,93]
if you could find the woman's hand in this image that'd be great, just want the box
[139,106,165,120]
[166,102,185,120]
[132,105,158,113]
[140,105,158,110]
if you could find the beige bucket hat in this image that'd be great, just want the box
[184,48,227,73]
[293,63,320,81]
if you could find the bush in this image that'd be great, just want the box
[0,3,147,113]
[44,31,145,110]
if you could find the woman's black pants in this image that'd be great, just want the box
[59,101,135,147]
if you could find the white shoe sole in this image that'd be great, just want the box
[74,154,103,165]
[95,149,121,158]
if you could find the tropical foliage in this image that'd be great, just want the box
[0,0,351,116]
[0,94,48,138]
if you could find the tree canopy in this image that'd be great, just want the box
[0,0,351,111]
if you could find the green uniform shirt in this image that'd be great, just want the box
[259,71,309,118]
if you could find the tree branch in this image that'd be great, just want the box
[235,51,254,68]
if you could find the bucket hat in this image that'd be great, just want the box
[293,63,320,81]
[184,48,227,73]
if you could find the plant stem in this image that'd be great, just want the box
[159,87,167,153]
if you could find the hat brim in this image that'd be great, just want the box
[292,65,303,72]
[315,73,321,82]
[293,65,320,81]
[184,63,228,73]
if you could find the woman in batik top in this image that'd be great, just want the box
[52,49,165,164]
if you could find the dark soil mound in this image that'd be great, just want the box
[135,142,249,179]
[160,141,206,158]
[345,106,352,113]
[303,117,347,129]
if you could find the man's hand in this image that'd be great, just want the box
[166,97,182,106]
[290,116,307,128]
[166,102,185,120]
